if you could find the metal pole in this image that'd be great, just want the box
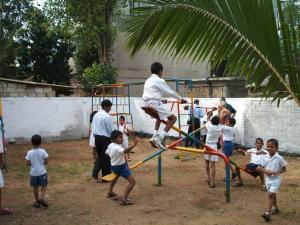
[225,164,231,202]
[157,154,162,186]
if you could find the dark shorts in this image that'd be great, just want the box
[223,141,234,157]
[246,163,261,177]
[30,173,48,187]
[111,163,132,179]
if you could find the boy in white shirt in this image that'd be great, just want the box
[105,130,138,206]
[26,135,49,208]
[204,116,223,188]
[143,62,187,148]
[118,116,132,161]
[0,120,12,215]
[234,138,269,190]
[261,139,287,222]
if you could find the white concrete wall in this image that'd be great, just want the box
[2,97,300,153]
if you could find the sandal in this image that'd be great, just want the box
[232,182,244,187]
[261,213,271,222]
[0,208,12,216]
[33,202,41,208]
[206,179,211,187]
[107,192,118,198]
[261,185,267,191]
[209,183,216,188]
[120,199,134,206]
[38,199,49,207]
[270,208,279,215]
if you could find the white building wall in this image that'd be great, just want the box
[2,97,299,153]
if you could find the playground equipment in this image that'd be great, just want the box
[91,83,134,131]
[103,106,231,202]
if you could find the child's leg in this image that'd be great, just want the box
[210,161,216,185]
[266,192,275,213]
[33,186,39,202]
[273,193,278,209]
[163,115,177,135]
[153,120,161,136]
[123,175,136,201]
[109,175,120,194]
[40,186,47,200]
[205,160,211,182]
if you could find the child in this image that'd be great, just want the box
[234,138,268,190]
[261,139,287,222]
[204,116,222,188]
[221,117,237,178]
[26,134,49,208]
[89,111,98,161]
[143,62,187,148]
[118,116,132,161]
[105,130,138,206]
[0,121,12,215]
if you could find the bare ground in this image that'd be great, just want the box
[1,138,299,225]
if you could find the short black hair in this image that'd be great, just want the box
[151,62,163,74]
[31,134,41,146]
[101,99,112,108]
[211,116,220,125]
[267,138,278,149]
[194,99,199,104]
[220,97,226,101]
[119,115,125,120]
[90,111,98,123]
[111,130,123,140]
[229,118,236,126]
[255,137,264,143]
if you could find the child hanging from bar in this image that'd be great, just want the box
[118,115,132,161]
[105,130,138,206]
[143,62,187,148]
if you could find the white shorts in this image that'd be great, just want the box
[144,100,172,120]
[89,134,95,148]
[0,169,4,188]
[204,143,219,162]
[266,178,281,193]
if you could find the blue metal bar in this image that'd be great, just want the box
[225,164,231,202]
[157,154,162,186]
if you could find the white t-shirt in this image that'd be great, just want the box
[26,148,48,176]
[105,143,125,166]
[221,125,235,142]
[118,124,129,142]
[143,74,181,101]
[265,152,287,182]
[205,122,222,144]
[246,148,269,166]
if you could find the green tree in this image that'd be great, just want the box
[16,7,71,84]
[125,0,300,107]
[0,0,32,78]
[81,63,117,94]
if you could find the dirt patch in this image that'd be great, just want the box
[1,138,299,225]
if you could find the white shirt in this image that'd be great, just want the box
[200,115,208,135]
[221,125,235,142]
[118,124,128,142]
[26,148,48,176]
[105,143,125,166]
[246,148,269,166]
[265,152,287,181]
[92,110,114,137]
[143,74,181,101]
[205,122,222,144]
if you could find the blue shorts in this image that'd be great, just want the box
[223,141,234,157]
[30,173,48,187]
[111,163,132,179]
[246,163,260,177]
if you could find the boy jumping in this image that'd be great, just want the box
[143,62,187,148]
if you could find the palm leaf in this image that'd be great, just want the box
[125,0,300,107]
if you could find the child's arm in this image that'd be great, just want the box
[0,153,3,167]
[44,158,49,165]
[26,160,31,166]
[272,166,286,176]
[123,139,138,154]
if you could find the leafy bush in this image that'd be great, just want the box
[81,63,117,95]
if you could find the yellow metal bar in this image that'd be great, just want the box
[170,146,206,154]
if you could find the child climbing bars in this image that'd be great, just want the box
[143,62,187,148]
[105,130,138,206]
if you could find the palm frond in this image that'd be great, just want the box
[125,0,300,107]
